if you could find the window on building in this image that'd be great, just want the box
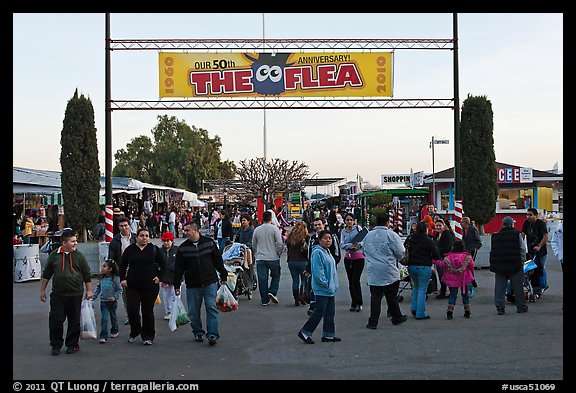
[440,190,449,211]
[497,189,533,210]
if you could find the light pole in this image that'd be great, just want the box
[430,136,449,210]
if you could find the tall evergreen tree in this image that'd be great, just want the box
[60,89,101,240]
[459,94,498,230]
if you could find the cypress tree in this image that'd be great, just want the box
[60,89,101,240]
[459,94,498,231]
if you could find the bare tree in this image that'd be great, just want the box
[235,158,309,202]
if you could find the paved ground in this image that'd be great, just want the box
[13,235,564,383]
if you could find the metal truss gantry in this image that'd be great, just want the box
[109,38,455,111]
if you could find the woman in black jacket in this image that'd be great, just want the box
[406,221,441,319]
[433,218,455,299]
[119,228,166,345]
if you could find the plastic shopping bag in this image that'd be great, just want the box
[80,299,97,339]
[216,284,239,312]
[168,295,190,332]
[155,294,162,305]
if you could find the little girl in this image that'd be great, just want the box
[92,259,123,343]
[433,240,475,319]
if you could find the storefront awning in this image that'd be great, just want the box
[360,188,429,198]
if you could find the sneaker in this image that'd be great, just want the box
[261,301,270,306]
[306,308,313,316]
[392,315,408,325]
[51,348,60,356]
[194,334,204,342]
[208,336,217,346]
[65,344,79,354]
[415,315,431,320]
[517,308,528,313]
[321,336,342,342]
[109,333,119,338]
[297,331,314,344]
[163,313,171,320]
[268,293,279,304]
[99,338,107,344]
[349,306,356,312]
[127,336,137,343]
[366,324,377,330]
[355,305,363,312]
[497,309,505,315]
[143,340,153,346]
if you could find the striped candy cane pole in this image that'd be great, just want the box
[389,209,394,228]
[454,200,463,240]
[397,208,403,234]
[105,205,114,242]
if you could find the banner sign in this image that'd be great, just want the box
[497,167,533,184]
[159,52,393,98]
[382,174,411,185]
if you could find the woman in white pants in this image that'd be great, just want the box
[160,232,179,320]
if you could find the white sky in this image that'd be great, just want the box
[13,13,563,190]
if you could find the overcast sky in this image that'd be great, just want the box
[13,13,563,190]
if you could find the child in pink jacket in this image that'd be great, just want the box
[433,239,475,319]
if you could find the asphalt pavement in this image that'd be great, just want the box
[12,235,565,384]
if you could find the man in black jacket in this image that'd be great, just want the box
[174,222,227,346]
[489,216,528,315]
[108,217,137,325]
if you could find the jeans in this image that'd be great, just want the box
[217,238,226,254]
[344,258,365,307]
[368,281,403,326]
[99,301,119,339]
[256,260,281,304]
[408,265,432,318]
[301,295,335,338]
[495,270,527,311]
[531,254,548,294]
[185,282,219,339]
[288,260,307,291]
[448,287,470,305]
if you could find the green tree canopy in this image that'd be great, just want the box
[113,115,236,192]
[60,89,101,239]
[460,94,498,228]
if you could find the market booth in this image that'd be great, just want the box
[423,162,563,234]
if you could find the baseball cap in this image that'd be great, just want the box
[161,232,175,241]
[502,216,515,226]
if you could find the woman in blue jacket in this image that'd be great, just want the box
[298,230,340,344]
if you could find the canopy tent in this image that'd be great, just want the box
[13,167,62,195]
[14,167,199,204]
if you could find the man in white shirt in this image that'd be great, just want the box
[252,211,284,306]
[168,208,177,237]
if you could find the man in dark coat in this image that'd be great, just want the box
[489,216,528,315]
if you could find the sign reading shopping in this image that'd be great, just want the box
[381,174,411,186]
[497,167,533,184]
[159,52,393,98]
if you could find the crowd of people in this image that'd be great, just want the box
[39,201,563,354]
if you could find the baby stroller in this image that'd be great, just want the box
[397,265,413,303]
[222,243,253,300]
[523,258,539,302]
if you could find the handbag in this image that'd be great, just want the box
[466,282,477,298]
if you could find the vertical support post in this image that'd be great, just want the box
[105,13,113,242]
[454,200,463,240]
[453,13,462,201]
